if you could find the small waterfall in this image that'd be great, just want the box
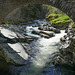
[31,30,66,67]
[20,24,66,75]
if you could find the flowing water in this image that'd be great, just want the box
[19,20,75,75]
[20,24,67,75]
[0,19,75,75]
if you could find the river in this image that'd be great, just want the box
[0,19,75,75]
[19,19,75,75]
[20,29,66,75]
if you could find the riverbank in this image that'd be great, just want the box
[46,13,75,69]
[54,27,75,69]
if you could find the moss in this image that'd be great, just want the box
[46,14,73,24]
[46,13,61,19]
[51,14,70,23]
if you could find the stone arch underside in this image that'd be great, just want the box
[0,0,75,24]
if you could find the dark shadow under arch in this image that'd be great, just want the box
[0,0,75,23]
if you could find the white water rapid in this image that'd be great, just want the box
[20,25,66,75]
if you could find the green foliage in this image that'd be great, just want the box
[51,14,70,23]
[47,14,61,18]
[45,5,74,25]
[5,21,13,24]
[47,13,72,24]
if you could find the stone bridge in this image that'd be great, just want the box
[0,0,75,24]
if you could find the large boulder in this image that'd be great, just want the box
[0,43,29,65]
[32,30,40,35]
[0,26,32,69]
[32,30,54,38]
[0,27,34,43]
[40,31,54,38]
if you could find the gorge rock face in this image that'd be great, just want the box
[54,28,75,68]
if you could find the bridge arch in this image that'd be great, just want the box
[0,0,75,23]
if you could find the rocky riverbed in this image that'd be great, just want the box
[0,19,60,68]
[0,19,75,75]
[54,27,75,69]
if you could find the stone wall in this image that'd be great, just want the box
[0,0,75,23]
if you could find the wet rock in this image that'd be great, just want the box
[49,27,56,31]
[38,23,60,34]
[38,23,51,31]
[49,27,60,33]
[0,55,8,69]
[0,26,33,69]
[15,32,34,43]
[65,29,68,33]
[54,56,67,66]
[0,38,7,43]
[0,32,6,38]
[32,30,40,35]
[0,43,29,66]
[32,29,54,38]
[53,29,60,33]
[46,23,51,27]
[22,43,31,53]
[0,27,34,43]
[51,23,68,30]
[43,26,48,31]
[60,37,66,43]
[40,31,54,38]
[38,25,43,30]
[54,28,75,68]
[40,33,50,38]
[0,28,18,39]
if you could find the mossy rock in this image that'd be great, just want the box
[0,56,7,69]
[46,14,73,25]
[46,14,61,21]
